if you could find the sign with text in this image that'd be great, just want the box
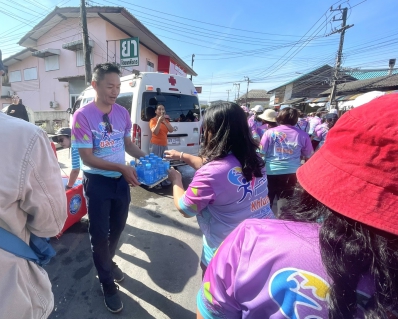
[120,37,139,67]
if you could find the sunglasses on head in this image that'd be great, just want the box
[103,113,112,133]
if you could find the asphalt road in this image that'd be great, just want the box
[48,148,202,319]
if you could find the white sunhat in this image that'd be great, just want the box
[258,109,277,122]
[252,105,264,113]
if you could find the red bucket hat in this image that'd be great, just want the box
[297,94,398,235]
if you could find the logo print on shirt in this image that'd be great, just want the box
[227,167,256,203]
[273,131,294,156]
[269,268,329,319]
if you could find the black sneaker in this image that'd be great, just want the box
[112,263,124,283]
[101,282,123,313]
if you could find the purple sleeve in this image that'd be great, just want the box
[259,130,271,155]
[197,222,246,319]
[71,110,93,148]
[178,167,216,217]
[301,132,314,157]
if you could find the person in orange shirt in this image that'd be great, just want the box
[149,104,174,188]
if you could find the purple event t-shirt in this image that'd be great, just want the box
[178,154,274,265]
[197,219,374,319]
[71,102,132,177]
[260,125,313,175]
[252,123,269,141]
[248,115,262,132]
[314,122,329,150]
[296,118,309,133]
[308,116,322,134]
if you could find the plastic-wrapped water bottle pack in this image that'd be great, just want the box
[130,153,170,186]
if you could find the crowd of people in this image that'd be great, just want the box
[1,62,397,319]
[194,98,398,318]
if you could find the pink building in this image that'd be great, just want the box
[0,6,196,133]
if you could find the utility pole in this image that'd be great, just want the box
[233,83,240,103]
[190,54,195,81]
[328,6,353,109]
[80,0,91,86]
[226,89,231,102]
[244,76,250,106]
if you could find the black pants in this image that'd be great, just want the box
[83,172,131,285]
[267,173,297,207]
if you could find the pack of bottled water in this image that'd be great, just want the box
[130,153,170,186]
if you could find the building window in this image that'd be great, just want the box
[45,55,59,71]
[23,67,38,81]
[9,70,22,82]
[146,60,154,72]
[76,50,92,67]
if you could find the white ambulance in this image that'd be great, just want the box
[69,72,202,165]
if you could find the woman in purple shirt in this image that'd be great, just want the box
[197,94,398,319]
[166,102,274,276]
[259,107,313,207]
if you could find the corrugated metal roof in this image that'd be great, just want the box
[238,89,270,99]
[267,64,333,92]
[283,97,305,104]
[312,97,329,102]
[320,74,398,95]
[346,68,398,80]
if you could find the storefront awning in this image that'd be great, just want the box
[283,97,305,104]
[56,75,85,82]
[32,48,60,58]
[62,39,94,51]
[305,97,329,103]
[305,98,317,103]
[312,97,329,103]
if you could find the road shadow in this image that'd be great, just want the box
[130,204,202,238]
[118,222,199,293]
[120,273,195,319]
[46,215,197,318]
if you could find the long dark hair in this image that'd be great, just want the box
[279,186,398,319]
[200,102,264,181]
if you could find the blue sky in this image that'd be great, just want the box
[1,0,397,102]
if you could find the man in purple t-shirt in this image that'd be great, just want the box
[72,63,145,313]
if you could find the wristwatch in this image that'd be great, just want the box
[65,185,73,190]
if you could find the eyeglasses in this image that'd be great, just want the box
[103,113,112,133]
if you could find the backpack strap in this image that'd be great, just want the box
[0,227,39,264]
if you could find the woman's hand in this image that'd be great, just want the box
[164,150,181,160]
[158,114,165,123]
[168,167,182,184]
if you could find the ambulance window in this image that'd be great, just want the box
[141,92,200,122]
[82,97,94,106]
[116,93,133,115]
